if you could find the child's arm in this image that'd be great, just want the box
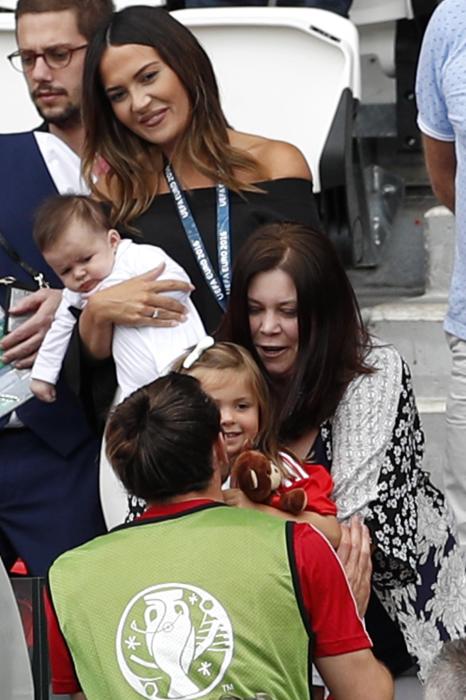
[268,504,341,548]
[30,378,57,403]
[223,488,341,547]
[297,512,341,548]
[30,290,80,400]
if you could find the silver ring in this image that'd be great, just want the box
[152,308,159,319]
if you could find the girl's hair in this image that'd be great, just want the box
[218,222,373,442]
[33,194,109,252]
[105,372,221,501]
[173,341,280,464]
[82,6,264,228]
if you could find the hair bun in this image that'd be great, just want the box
[130,391,151,436]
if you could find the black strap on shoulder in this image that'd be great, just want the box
[0,231,49,288]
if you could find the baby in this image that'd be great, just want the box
[31,194,205,402]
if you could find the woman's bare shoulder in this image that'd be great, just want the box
[230,130,312,181]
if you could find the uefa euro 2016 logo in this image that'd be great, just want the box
[116,583,234,698]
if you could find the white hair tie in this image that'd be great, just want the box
[182,336,215,370]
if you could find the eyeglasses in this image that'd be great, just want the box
[7,44,88,73]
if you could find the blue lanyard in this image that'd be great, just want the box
[164,163,231,312]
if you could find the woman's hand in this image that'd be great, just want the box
[336,516,372,617]
[0,287,62,368]
[79,264,192,359]
[87,263,191,327]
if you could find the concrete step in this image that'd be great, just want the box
[356,205,454,486]
[364,300,447,487]
[363,297,449,400]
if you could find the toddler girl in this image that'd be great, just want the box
[178,339,341,546]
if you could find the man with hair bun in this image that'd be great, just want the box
[46,373,393,700]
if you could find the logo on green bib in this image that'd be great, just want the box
[116,582,234,699]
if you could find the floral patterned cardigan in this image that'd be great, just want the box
[319,343,466,680]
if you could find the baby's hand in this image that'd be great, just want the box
[30,379,57,403]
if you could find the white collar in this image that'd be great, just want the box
[34,131,88,195]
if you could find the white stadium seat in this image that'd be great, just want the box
[174,7,360,194]
[174,6,372,264]
[350,0,414,77]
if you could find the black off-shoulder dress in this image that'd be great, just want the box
[65,177,321,424]
[129,177,321,333]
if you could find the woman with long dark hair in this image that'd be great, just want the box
[78,4,321,354]
[219,221,466,683]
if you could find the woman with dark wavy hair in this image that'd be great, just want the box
[78,4,321,356]
[220,221,372,442]
[219,221,466,685]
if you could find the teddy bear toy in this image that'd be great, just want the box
[230,449,308,516]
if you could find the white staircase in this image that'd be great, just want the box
[363,206,454,488]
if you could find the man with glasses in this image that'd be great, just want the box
[7,1,106,154]
[8,39,88,154]
[0,0,115,579]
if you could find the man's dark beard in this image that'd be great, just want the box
[36,102,81,129]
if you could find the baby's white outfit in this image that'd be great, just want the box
[32,239,206,399]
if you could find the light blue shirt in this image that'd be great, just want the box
[416,0,466,340]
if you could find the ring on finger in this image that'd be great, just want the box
[152,308,159,319]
